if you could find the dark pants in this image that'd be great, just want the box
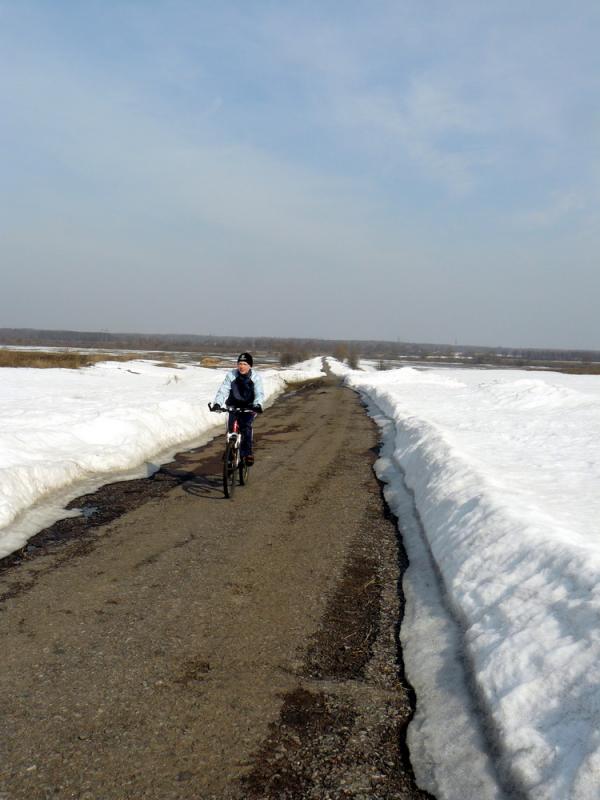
[228,411,256,458]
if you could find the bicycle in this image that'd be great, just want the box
[208,404,254,498]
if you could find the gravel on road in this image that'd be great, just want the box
[0,377,433,800]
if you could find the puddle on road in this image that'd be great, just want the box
[80,505,99,520]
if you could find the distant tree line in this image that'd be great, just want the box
[1,328,599,366]
[278,343,310,366]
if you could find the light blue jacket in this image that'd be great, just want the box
[213,368,265,408]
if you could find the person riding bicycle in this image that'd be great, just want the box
[211,352,264,465]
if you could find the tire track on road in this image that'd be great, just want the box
[0,377,431,800]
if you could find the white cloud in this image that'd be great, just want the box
[259,3,598,203]
[1,26,428,300]
[2,1,600,345]
[517,192,585,229]
[330,81,486,195]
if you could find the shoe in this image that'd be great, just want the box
[245,454,254,466]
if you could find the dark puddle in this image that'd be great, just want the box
[241,689,356,800]
[0,448,213,579]
[240,426,434,800]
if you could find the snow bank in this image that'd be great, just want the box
[0,358,324,556]
[339,361,600,800]
[327,357,353,376]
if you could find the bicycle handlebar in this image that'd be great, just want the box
[208,403,255,413]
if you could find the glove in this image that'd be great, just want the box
[252,404,263,414]
[211,403,221,412]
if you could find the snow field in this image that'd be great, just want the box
[328,357,600,800]
[0,357,324,557]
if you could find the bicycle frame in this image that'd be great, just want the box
[226,414,242,454]
[222,407,253,455]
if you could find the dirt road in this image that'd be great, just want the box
[0,377,432,800]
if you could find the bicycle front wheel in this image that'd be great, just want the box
[223,441,237,498]
[239,456,249,486]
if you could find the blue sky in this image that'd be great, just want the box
[1,1,599,348]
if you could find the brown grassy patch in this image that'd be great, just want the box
[154,360,184,369]
[548,363,600,375]
[200,356,221,367]
[0,350,131,369]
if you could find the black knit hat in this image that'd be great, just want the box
[237,352,253,367]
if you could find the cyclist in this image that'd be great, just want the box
[211,352,264,465]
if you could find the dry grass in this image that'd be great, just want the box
[550,363,600,375]
[200,356,221,367]
[153,360,186,369]
[0,350,132,369]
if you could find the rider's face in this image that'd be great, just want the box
[237,361,251,375]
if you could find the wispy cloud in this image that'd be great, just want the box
[260,3,599,204]
[2,1,600,346]
[329,77,488,195]
[517,192,585,229]
[0,16,427,340]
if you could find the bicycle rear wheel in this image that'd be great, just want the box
[223,441,237,498]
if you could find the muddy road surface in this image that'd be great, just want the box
[0,378,432,800]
